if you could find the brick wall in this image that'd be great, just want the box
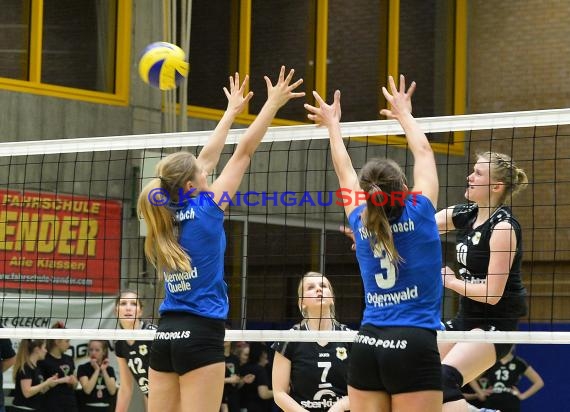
[468,0,570,322]
[468,0,570,113]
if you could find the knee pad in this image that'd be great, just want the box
[442,364,464,403]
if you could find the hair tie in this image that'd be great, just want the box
[368,184,382,194]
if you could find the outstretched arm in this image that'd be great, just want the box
[210,66,305,209]
[197,73,254,175]
[381,75,438,208]
[305,90,361,217]
[435,207,457,233]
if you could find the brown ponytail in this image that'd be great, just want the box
[365,193,400,263]
[359,158,407,265]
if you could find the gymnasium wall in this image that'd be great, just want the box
[467,0,570,322]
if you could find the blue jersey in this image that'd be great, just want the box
[348,194,443,330]
[159,192,229,319]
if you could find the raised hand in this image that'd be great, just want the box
[100,358,110,372]
[305,90,342,129]
[90,358,101,371]
[224,72,254,116]
[380,74,416,120]
[264,66,305,110]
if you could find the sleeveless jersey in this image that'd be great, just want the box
[159,192,229,319]
[115,321,157,396]
[271,322,350,411]
[348,194,443,330]
[452,204,527,320]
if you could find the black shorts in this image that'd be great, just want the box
[149,312,225,375]
[445,316,518,359]
[348,325,442,394]
[483,393,520,411]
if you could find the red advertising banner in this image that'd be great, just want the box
[0,190,122,294]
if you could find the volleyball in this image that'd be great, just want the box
[138,41,189,90]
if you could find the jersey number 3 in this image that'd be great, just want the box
[373,244,396,289]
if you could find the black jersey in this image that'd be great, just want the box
[222,353,241,412]
[38,352,78,409]
[239,362,271,412]
[12,364,44,410]
[479,355,528,394]
[114,321,156,396]
[452,204,527,321]
[478,355,528,411]
[0,328,15,408]
[77,362,116,407]
[271,322,350,411]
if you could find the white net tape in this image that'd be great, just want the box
[2,107,570,156]
[1,328,569,344]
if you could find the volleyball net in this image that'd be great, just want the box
[0,108,570,344]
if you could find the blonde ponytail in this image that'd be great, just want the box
[13,339,45,381]
[478,151,528,203]
[138,178,191,275]
[137,151,200,276]
[512,167,529,196]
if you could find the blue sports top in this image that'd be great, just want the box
[348,194,443,330]
[159,192,228,319]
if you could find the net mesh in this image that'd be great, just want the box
[0,108,570,343]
